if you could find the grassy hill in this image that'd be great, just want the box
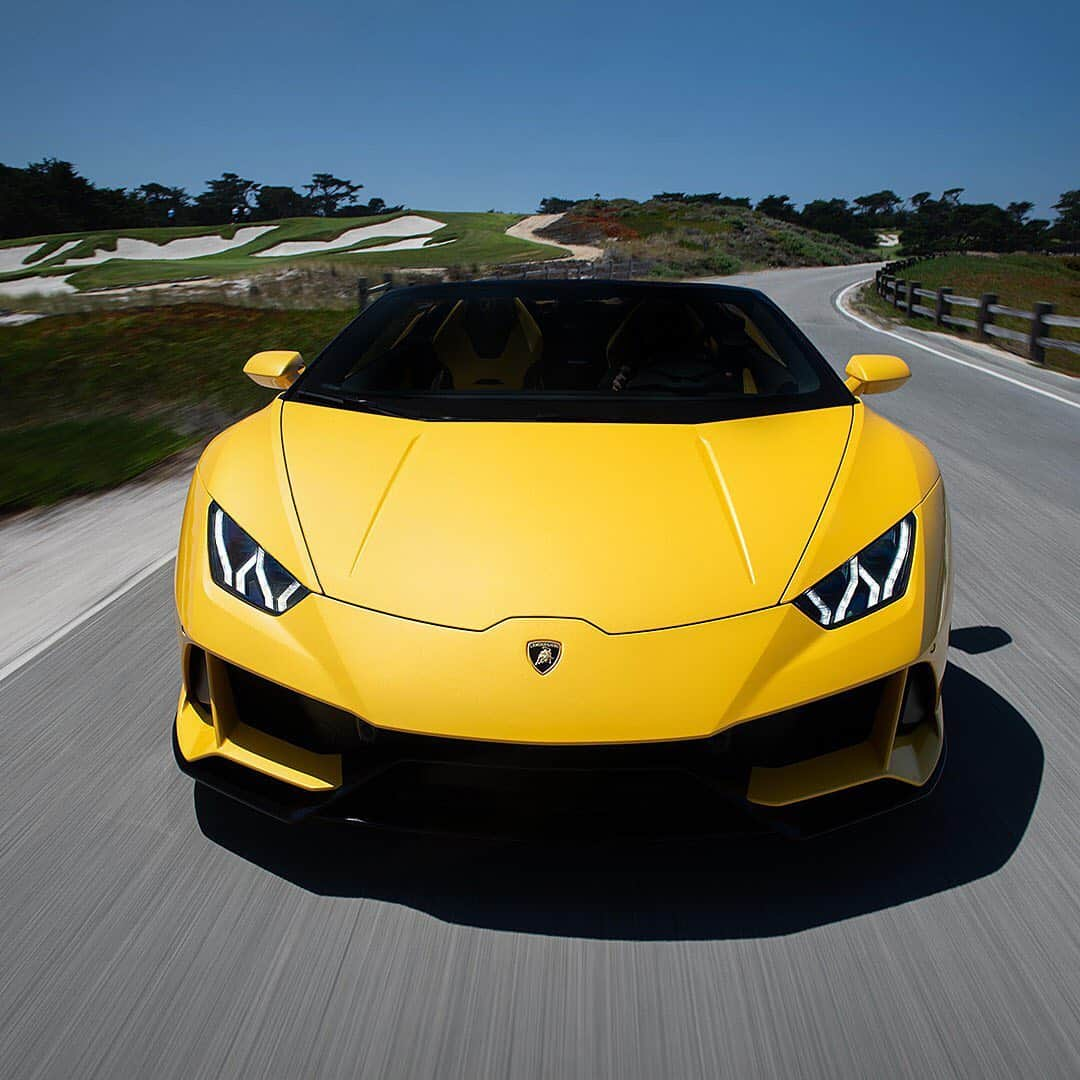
[536,198,876,276]
[0,211,569,295]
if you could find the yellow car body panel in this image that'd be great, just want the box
[279,400,855,632]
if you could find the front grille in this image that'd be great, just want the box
[726,678,885,768]
[224,662,364,753]
[222,662,886,772]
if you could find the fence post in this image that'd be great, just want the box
[906,281,919,317]
[976,293,996,341]
[893,279,903,309]
[934,287,952,327]
[356,276,369,310]
[1029,302,1054,364]
[382,271,394,290]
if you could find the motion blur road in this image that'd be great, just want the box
[2,264,1078,1078]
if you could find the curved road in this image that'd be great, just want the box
[2,264,1079,1078]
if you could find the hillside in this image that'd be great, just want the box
[0,211,569,298]
[536,198,876,276]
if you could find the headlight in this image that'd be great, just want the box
[794,513,915,628]
[207,502,309,614]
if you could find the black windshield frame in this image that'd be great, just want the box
[286,280,854,423]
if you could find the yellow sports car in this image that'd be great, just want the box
[173,281,951,836]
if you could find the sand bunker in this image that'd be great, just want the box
[0,243,58,275]
[254,215,445,258]
[347,237,455,254]
[0,274,77,298]
[54,226,278,269]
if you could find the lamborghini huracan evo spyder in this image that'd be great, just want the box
[173,280,951,836]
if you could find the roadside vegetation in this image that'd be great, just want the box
[0,210,566,296]
[857,254,1080,376]
[535,197,875,276]
[540,187,1080,259]
[1,305,352,512]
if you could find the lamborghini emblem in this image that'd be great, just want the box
[527,640,562,675]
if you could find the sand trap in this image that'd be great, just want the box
[346,237,455,254]
[28,240,83,265]
[505,214,604,261]
[254,215,445,258]
[0,274,77,298]
[0,243,52,275]
[55,225,278,269]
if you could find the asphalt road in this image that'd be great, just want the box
[2,264,1078,1078]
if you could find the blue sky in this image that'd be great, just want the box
[4,0,1077,216]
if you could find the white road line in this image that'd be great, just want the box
[834,279,1080,412]
[0,552,175,685]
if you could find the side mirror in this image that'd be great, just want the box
[244,350,305,390]
[844,354,910,396]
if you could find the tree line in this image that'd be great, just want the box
[0,159,402,240]
[539,189,1080,253]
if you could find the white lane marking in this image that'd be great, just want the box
[834,280,1080,413]
[0,552,175,685]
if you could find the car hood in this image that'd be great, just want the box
[281,401,853,632]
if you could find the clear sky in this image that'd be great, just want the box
[4,0,1076,216]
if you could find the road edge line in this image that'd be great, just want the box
[834,279,1080,412]
[0,551,176,685]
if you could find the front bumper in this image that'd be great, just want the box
[175,472,951,834]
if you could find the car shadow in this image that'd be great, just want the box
[949,625,1013,655]
[194,642,1041,940]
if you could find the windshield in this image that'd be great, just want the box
[289,281,851,422]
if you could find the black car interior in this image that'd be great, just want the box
[342,292,802,397]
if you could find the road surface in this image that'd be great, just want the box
[2,264,1078,1078]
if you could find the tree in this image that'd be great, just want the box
[755,194,797,222]
[135,183,190,225]
[853,190,902,224]
[193,172,260,225]
[0,158,138,239]
[1006,201,1034,223]
[304,173,363,216]
[799,198,876,247]
[335,196,404,217]
[538,196,575,213]
[1051,190,1080,244]
[254,185,309,220]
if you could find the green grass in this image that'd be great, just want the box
[1,303,354,510]
[0,418,192,512]
[859,254,1080,376]
[3,303,352,426]
[0,211,569,293]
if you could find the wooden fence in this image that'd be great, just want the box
[874,261,1080,364]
